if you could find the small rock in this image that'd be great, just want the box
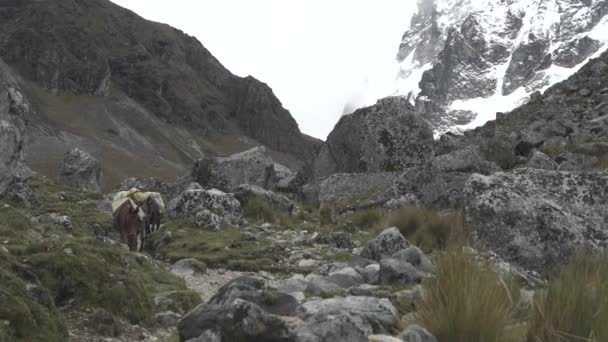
[359,263,380,284]
[298,259,321,268]
[325,267,364,288]
[379,258,423,285]
[398,324,437,342]
[360,227,410,261]
[171,258,207,276]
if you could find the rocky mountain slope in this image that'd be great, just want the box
[395,0,608,134]
[0,0,320,190]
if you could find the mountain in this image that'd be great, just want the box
[395,0,608,135]
[0,0,320,189]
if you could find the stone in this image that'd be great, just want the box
[302,296,399,334]
[233,183,294,213]
[316,172,400,212]
[398,324,438,342]
[526,151,558,170]
[369,336,403,342]
[297,312,375,342]
[206,276,300,317]
[304,274,344,297]
[379,258,423,285]
[325,267,365,289]
[168,188,242,228]
[391,247,435,274]
[60,148,102,192]
[192,147,291,192]
[310,97,434,180]
[360,227,410,262]
[391,286,424,313]
[0,59,31,198]
[464,169,608,273]
[298,259,321,268]
[179,299,296,342]
[170,258,207,276]
[359,263,380,284]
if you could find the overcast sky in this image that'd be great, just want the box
[110,0,415,140]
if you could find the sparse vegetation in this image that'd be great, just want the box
[387,208,466,250]
[346,207,466,251]
[0,177,200,340]
[416,248,519,342]
[527,252,608,342]
[147,220,295,273]
[541,143,564,158]
[243,197,295,228]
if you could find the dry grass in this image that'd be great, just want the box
[527,252,608,342]
[386,208,466,250]
[416,248,518,342]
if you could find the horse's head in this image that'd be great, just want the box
[127,199,146,223]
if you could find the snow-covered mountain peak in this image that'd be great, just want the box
[395,0,608,135]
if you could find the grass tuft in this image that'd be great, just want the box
[527,252,608,342]
[416,247,518,342]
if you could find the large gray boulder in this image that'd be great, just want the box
[179,299,297,342]
[60,148,102,192]
[317,172,400,211]
[465,169,608,273]
[0,58,31,197]
[311,97,434,180]
[297,312,375,342]
[391,145,499,209]
[192,146,293,192]
[233,184,294,213]
[360,228,411,262]
[168,186,242,228]
[301,296,399,334]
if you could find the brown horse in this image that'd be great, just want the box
[113,199,144,251]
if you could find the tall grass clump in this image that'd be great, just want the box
[386,208,466,250]
[527,252,608,342]
[416,248,517,342]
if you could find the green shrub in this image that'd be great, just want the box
[416,248,518,342]
[527,252,608,342]
[387,208,466,250]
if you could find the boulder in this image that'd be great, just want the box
[297,312,375,342]
[233,184,294,213]
[301,296,399,334]
[360,227,410,262]
[310,97,434,179]
[325,267,365,289]
[379,258,423,285]
[179,299,296,342]
[526,151,558,170]
[359,263,380,284]
[398,324,438,342]
[192,146,292,192]
[391,247,435,274]
[304,274,344,297]
[465,169,608,272]
[390,146,498,209]
[60,148,102,192]
[317,172,399,211]
[0,59,31,197]
[168,187,242,228]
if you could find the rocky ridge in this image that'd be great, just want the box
[395,0,608,134]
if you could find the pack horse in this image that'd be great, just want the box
[112,188,165,251]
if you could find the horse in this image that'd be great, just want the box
[113,198,145,252]
[142,192,165,237]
